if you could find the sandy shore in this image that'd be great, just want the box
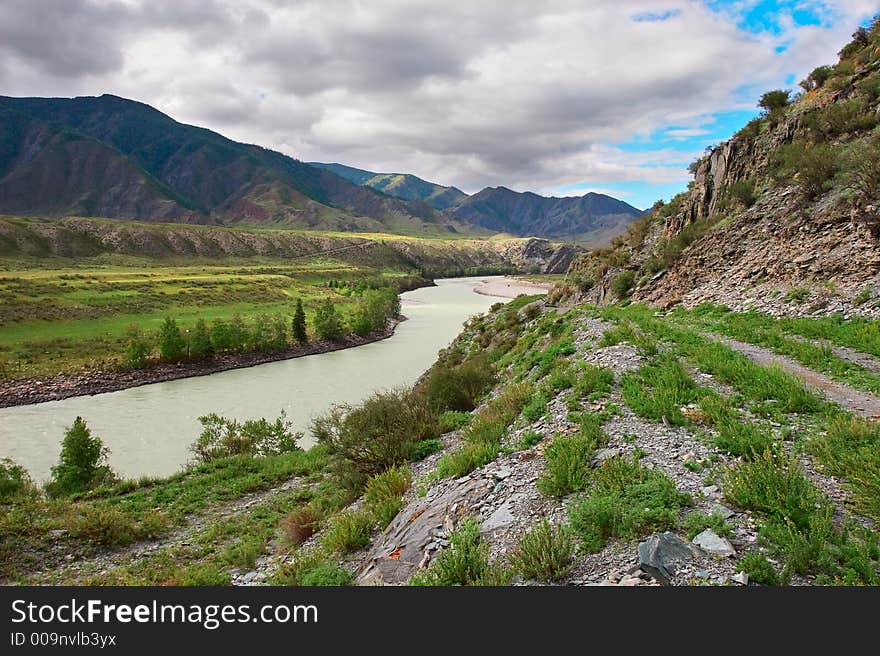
[473,277,552,299]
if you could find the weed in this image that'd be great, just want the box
[509,519,575,582]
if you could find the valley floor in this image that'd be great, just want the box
[3,298,879,586]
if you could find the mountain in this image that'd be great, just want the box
[447,186,645,242]
[563,22,880,316]
[309,162,468,210]
[0,95,453,234]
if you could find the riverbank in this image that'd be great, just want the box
[0,319,405,408]
[473,277,552,298]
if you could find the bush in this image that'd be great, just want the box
[68,507,169,547]
[47,417,116,497]
[439,411,471,433]
[409,517,508,586]
[800,65,833,92]
[313,390,438,479]
[0,458,33,502]
[313,299,344,341]
[191,411,301,463]
[158,317,187,362]
[722,452,819,530]
[509,519,574,582]
[738,552,779,585]
[611,270,636,300]
[282,504,322,547]
[840,136,880,203]
[775,143,838,200]
[189,319,213,359]
[522,390,549,421]
[122,324,151,368]
[568,456,689,552]
[728,179,756,208]
[320,508,374,554]
[299,562,354,586]
[424,355,496,412]
[537,433,596,498]
[621,354,698,425]
[364,466,411,528]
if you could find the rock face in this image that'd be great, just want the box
[357,477,494,585]
[637,532,700,584]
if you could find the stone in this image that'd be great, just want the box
[481,499,516,534]
[494,467,512,480]
[711,503,736,520]
[692,529,736,557]
[732,572,749,586]
[700,485,719,496]
[638,532,699,584]
[590,447,621,468]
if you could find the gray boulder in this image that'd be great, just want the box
[692,529,736,557]
[638,532,699,584]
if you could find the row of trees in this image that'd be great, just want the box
[124,288,401,368]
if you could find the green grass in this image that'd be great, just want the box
[509,519,575,582]
[681,511,733,540]
[568,456,691,552]
[537,415,607,499]
[435,383,532,479]
[621,353,699,425]
[0,257,411,380]
[410,517,510,586]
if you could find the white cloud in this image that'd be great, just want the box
[1,0,878,194]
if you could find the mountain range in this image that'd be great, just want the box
[0,94,644,242]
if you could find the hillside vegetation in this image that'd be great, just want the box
[560,19,880,316]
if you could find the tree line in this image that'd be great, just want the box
[123,286,401,369]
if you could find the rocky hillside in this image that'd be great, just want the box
[0,95,455,234]
[561,21,880,317]
[309,162,468,211]
[448,187,645,242]
[0,215,579,274]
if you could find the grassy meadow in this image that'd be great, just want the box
[0,254,420,381]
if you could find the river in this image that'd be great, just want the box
[0,277,512,482]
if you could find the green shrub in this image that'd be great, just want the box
[424,354,496,412]
[364,466,411,528]
[611,270,636,299]
[158,317,187,362]
[775,143,838,200]
[722,452,819,530]
[568,456,689,552]
[192,411,301,463]
[68,507,169,547]
[517,430,544,450]
[300,562,354,586]
[509,519,575,582]
[411,438,443,461]
[758,89,791,113]
[0,458,33,503]
[728,179,756,207]
[313,299,344,341]
[47,417,117,497]
[313,389,438,479]
[189,318,214,359]
[738,552,779,585]
[522,390,549,421]
[439,411,471,433]
[410,518,508,586]
[435,442,501,479]
[537,433,595,499]
[321,508,374,554]
[621,354,697,425]
[122,324,151,368]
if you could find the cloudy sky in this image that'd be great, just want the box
[2,0,879,209]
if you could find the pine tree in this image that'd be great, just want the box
[47,417,115,496]
[292,298,308,344]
